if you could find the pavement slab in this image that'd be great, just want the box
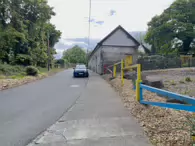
[27,72,152,146]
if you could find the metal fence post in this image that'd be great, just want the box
[136,64,141,102]
[121,59,124,86]
[113,64,116,78]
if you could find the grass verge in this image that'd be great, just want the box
[0,68,64,91]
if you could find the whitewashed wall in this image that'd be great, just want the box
[102,46,138,65]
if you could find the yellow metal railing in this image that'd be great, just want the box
[111,58,142,102]
[113,64,116,78]
[121,59,125,86]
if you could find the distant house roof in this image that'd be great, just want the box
[89,25,140,59]
[137,44,151,54]
[129,31,151,52]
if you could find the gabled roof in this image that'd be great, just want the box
[98,25,140,46]
[142,44,151,53]
[89,25,140,59]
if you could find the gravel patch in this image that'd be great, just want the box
[144,69,195,97]
[102,73,194,146]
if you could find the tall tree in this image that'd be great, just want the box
[0,0,61,66]
[63,46,87,64]
[145,0,195,55]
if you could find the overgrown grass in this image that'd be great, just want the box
[0,64,25,76]
[38,67,48,73]
[10,75,26,79]
[38,67,63,73]
[0,75,6,79]
[0,64,64,80]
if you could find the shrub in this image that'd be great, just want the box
[25,66,39,76]
[137,55,181,70]
[15,54,32,66]
[0,64,25,76]
[182,63,189,67]
[185,77,192,82]
[170,80,176,85]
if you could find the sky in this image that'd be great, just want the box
[48,0,175,58]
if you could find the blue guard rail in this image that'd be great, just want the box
[139,84,195,112]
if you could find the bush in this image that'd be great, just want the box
[25,66,39,76]
[15,54,32,66]
[0,64,25,76]
[185,77,192,82]
[182,63,189,67]
[137,55,181,70]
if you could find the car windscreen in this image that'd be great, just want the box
[76,65,86,69]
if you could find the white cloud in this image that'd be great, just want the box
[48,0,174,39]
[54,49,64,59]
[48,0,175,58]
[62,39,87,46]
[48,0,89,39]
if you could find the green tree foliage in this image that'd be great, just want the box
[145,0,195,55]
[54,58,70,68]
[0,0,61,66]
[63,46,87,64]
[55,59,65,67]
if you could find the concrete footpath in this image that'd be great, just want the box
[27,73,152,146]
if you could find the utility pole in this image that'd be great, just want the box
[47,32,50,71]
[87,0,92,67]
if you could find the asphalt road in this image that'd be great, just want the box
[0,69,88,146]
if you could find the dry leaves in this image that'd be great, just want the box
[103,75,193,146]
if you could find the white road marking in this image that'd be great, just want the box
[70,85,80,88]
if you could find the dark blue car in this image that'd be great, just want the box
[73,64,89,78]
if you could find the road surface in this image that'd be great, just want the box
[27,71,151,146]
[0,69,88,146]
